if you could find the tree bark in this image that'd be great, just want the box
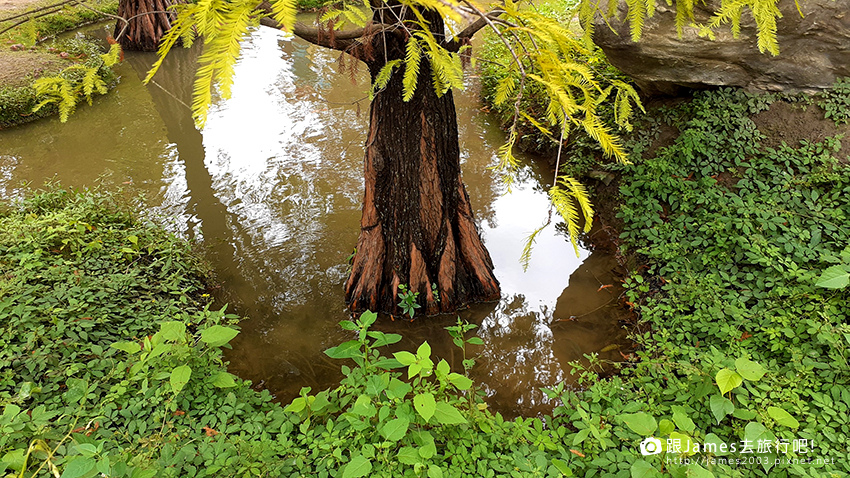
[344,8,500,316]
[114,0,180,51]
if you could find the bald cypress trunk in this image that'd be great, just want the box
[345,10,500,316]
[114,0,180,51]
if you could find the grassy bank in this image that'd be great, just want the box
[0,37,118,128]
[0,0,118,45]
[551,86,850,477]
[0,0,118,129]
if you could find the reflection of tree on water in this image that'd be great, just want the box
[124,46,254,296]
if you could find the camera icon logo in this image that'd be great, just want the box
[640,437,662,456]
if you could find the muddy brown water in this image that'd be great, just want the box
[0,24,629,416]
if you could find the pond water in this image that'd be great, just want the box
[0,24,629,416]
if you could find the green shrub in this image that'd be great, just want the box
[551,87,850,477]
[818,77,850,126]
[0,84,51,128]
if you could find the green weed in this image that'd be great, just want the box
[554,87,850,477]
[818,78,850,126]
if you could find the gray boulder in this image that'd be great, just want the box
[592,1,850,94]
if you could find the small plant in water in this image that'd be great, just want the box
[397,284,420,318]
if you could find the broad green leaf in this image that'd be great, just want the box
[703,434,729,456]
[352,395,376,417]
[447,373,473,390]
[744,421,776,473]
[413,392,436,421]
[743,421,770,443]
[551,458,572,476]
[373,358,404,370]
[63,378,88,404]
[211,372,237,388]
[74,443,98,457]
[2,404,21,418]
[815,265,850,289]
[709,394,734,424]
[158,321,186,341]
[671,406,696,432]
[1,448,25,473]
[371,332,401,347]
[386,378,412,400]
[436,359,450,376]
[358,311,378,327]
[170,365,191,395]
[428,464,443,478]
[735,357,766,381]
[732,408,757,420]
[285,397,306,414]
[669,431,697,456]
[433,401,467,424]
[396,446,420,465]
[572,428,590,445]
[767,406,800,428]
[96,457,110,475]
[365,373,390,396]
[630,460,660,478]
[715,368,743,394]
[684,463,714,478]
[418,440,437,459]
[325,340,362,359]
[343,455,372,478]
[393,351,417,365]
[200,325,239,347]
[621,412,657,436]
[658,419,675,436]
[110,341,141,354]
[379,417,410,441]
[416,341,431,359]
[60,456,96,478]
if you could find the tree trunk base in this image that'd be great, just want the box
[343,45,500,317]
[114,0,180,52]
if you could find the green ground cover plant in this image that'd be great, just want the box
[550,86,850,477]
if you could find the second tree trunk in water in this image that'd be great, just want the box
[114,0,179,51]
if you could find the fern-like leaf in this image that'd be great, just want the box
[549,175,593,256]
[494,76,517,106]
[370,59,400,99]
[491,131,520,191]
[520,222,548,271]
[402,37,422,102]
